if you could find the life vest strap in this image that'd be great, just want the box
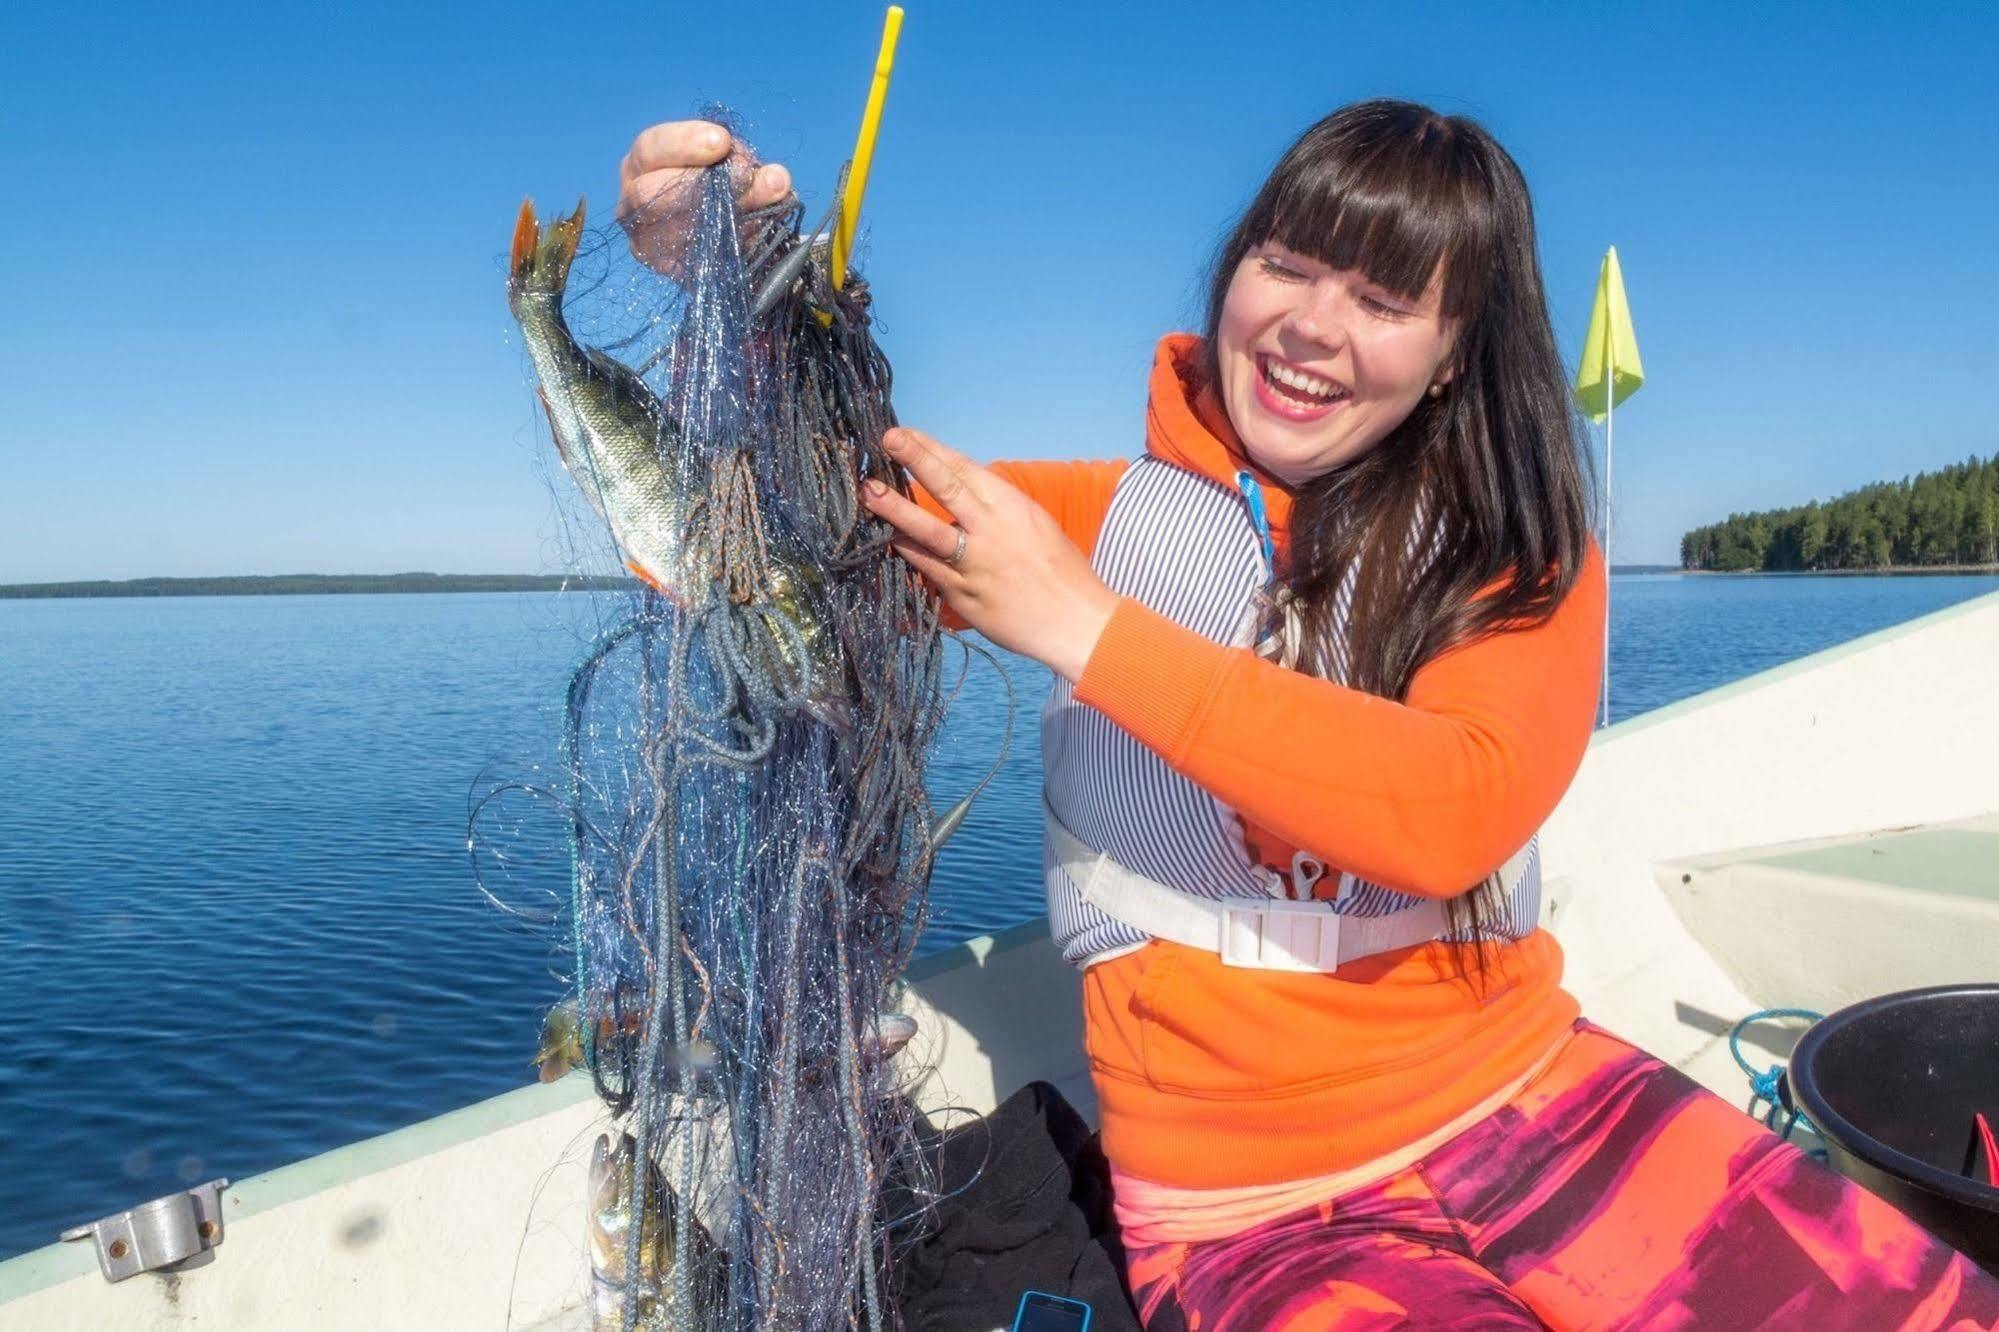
[1047,802,1450,973]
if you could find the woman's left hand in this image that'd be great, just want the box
[862,427,1119,683]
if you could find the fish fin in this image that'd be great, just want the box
[508,198,539,300]
[623,560,689,607]
[535,387,568,465]
[541,196,586,291]
[508,196,585,300]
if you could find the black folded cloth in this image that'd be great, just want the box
[888,1080,1142,1331]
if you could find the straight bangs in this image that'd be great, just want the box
[1217,105,1500,327]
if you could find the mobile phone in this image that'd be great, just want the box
[1012,1290,1093,1332]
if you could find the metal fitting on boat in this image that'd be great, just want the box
[59,1178,230,1283]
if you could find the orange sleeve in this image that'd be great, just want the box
[911,458,1129,555]
[1072,545,1607,897]
[911,458,1129,629]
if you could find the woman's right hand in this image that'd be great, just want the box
[618,120,794,276]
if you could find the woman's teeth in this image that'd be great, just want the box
[1262,357,1348,403]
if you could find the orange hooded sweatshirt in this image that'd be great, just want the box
[926,333,1604,1189]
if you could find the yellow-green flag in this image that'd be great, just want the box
[1573,246,1644,421]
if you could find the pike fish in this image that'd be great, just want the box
[507,198,848,719]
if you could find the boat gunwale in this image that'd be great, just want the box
[0,1076,597,1296]
[1582,580,1999,743]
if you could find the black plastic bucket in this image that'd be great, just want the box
[1789,984,1999,1275]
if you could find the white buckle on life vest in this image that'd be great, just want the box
[1047,796,1462,973]
[1219,898,1344,971]
[1254,851,1328,902]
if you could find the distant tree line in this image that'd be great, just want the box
[1681,452,1999,572]
[0,573,627,599]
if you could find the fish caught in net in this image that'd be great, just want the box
[493,120,996,1329]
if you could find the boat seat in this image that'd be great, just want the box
[1656,812,1999,1018]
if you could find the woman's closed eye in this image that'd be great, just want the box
[1261,257,1413,319]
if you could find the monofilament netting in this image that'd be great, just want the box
[489,127,967,1329]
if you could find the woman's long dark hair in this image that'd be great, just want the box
[1204,99,1596,963]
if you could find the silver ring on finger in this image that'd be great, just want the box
[944,526,969,568]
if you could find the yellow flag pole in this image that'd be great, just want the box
[1602,317,1614,730]
[1577,244,1639,730]
[829,6,904,292]
[1572,245,1643,727]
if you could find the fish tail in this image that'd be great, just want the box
[508,196,586,301]
[624,559,667,595]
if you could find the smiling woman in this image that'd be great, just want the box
[1213,245,1455,478]
[620,98,1999,1327]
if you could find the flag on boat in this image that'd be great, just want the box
[1573,246,1644,421]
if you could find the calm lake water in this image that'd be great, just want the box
[2,572,1995,1261]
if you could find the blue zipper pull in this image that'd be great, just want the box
[1236,469,1276,575]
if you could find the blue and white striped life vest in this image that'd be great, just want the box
[1041,456,1542,968]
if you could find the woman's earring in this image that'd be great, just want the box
[1427,382,1444,398]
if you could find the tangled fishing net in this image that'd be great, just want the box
[479,118,997,1330]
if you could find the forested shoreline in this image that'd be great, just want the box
[0,573,626,600]
[1681,452,1999,572]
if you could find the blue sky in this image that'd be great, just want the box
[3,1,1995,579]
